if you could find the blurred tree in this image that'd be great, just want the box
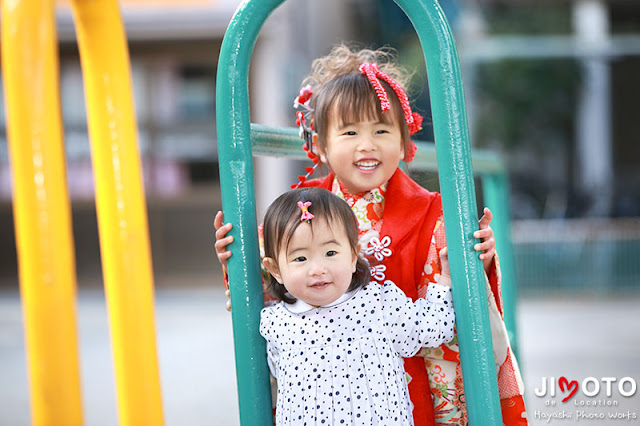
[474,59,581,153]
[473,58,583,218]
[468,3,588,218]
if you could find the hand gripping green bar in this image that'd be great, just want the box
[216,0,503,424]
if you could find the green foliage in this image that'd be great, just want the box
[474,59,582,152]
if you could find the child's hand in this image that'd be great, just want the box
[438,248,451,287]
[473,207,496,275]
[214,211,234,268]
[215,211,234,313]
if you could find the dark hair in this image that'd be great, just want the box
[262,187,370,303]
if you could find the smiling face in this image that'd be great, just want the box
[316,113,405,195]
[263,217,358,307]
[312,74,408,195]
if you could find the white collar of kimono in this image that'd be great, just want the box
[284,286,361,314]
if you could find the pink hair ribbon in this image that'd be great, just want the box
[297,201,315,222]
[359,63,391,111]
[359,63,422,162]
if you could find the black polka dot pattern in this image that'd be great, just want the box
[260,281,454,425]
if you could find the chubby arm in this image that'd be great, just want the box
[382,278,455,358]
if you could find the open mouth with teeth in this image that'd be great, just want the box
[309,282,330,289]
[354,160,380,171]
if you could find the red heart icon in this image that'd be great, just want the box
[559,376,579,402]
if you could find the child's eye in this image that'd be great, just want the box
[343,131,357,136]
[325,250,337,257]
[293,256,307,262]
[376,129,389,134]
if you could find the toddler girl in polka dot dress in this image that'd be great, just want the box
[260,187,455,425]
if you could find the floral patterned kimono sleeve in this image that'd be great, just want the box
[418,216,528,425]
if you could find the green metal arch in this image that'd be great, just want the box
[216,1,503,424]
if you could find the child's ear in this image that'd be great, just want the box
[263,257,283,283]
[313,134,327,163]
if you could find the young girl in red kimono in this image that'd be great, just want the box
[215,44,527,425]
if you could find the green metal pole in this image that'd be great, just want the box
[395,0,503,423]
[483,171,520,360]
[216,1,286,424]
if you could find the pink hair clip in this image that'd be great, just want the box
[297,201,314,222]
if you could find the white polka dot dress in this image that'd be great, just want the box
[260,281,454,426]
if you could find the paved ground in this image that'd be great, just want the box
[518,294,640,425]
[1,286,639,425]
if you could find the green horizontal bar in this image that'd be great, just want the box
[250,123,505,174]
[250,124,308,159]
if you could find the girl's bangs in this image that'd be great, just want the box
[331,77,396,128]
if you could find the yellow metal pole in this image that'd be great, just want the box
[69,0,165,425]
[1,0,84,425]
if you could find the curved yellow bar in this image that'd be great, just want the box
[1,0,84,425]
[69,0,165,424]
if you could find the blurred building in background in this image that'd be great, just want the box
[1,0,638,293]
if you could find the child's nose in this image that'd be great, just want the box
[307,258,327,276]
[357,135,375,151]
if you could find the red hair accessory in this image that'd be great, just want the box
[295,85,313,108]
[359,63,422,162]
[292,85,321,189]
[405,140,418,162]
[297,201,314,222]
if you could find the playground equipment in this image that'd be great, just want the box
[217,1,518,425]
[2,0,518,424]
[2,0,163,425]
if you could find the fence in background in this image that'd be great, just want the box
[513,218,640,293]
